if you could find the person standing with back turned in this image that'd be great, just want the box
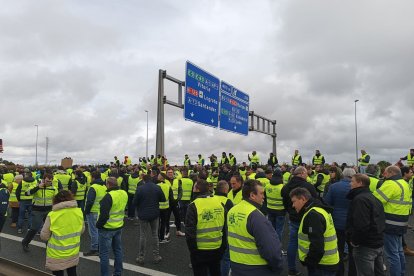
[96,177,128,276]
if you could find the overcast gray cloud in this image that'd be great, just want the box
[1,0,413,166]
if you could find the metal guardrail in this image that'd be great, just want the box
[0,257,52,276]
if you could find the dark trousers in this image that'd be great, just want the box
[348,244,357,276]
[127,194,135,218]
[336,229,349,276]
[158,209,169,240]
[180,201,190,222]
[52,266,77,276]
[0,215,6,232]
[167,202,181,232]
[22,210,49,246]
[11,207,19,223]
[191,251,222,276]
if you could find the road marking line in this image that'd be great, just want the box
[0,233,175,276]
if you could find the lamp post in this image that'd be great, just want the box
[145,110,149,161]
[35,124,39,167]
[354,100,359,167]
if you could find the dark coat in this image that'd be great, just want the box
[298,198,337,271]
[346,187,385,248]
[281,176,319,223]
[133,181,166,221]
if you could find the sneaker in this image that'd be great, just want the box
[127,217,134,221]
[22,242,30,252]
[176,231,185,237]
[383,264,387,271]
[164,232,170,239]
[84,250,99,256]
[17,228,22,234]
[153,255,162,264]
[169,223,176,228]
[10,223,16,228]
[288,271,301,276]
[189,263,192,269]
[159,239,170,244]
[136,257,144,265]
[281,249,287,256]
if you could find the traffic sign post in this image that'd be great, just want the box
[184,61,220,128]
[219,81,249,135]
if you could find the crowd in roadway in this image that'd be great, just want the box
[0,148,413,276]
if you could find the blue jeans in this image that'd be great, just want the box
[99,229,123,276]
[17,201,32,229]
[383,233,405,276]
[220,246,230,276]
[287,220,299,272]
[308,267,337,276]
[86,213,99,251]
[268,213,285,242]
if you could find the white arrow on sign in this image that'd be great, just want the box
[211,119,214,123]
[234,126,237,130]
[190,112,194,117]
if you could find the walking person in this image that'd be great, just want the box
[16,168,37,234]
[156,172,173,244]
[133,172,166,265]
[40,190,84,276]
[96,177,128,276]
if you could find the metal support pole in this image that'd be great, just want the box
[156,70,165,157]
[354,100,359,166]
[145,110,149,160]
[45,136,49,165]
[35,124,38,167]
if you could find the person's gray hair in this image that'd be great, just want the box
[365,164,379,176]
[216,180,229,193]
[342,168,356,179]
[14,175,23,181]
[293,166,307,176]
[106,177,118,187]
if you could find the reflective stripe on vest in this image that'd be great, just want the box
[313,155,324,165]
[292,155,301,166]
[47,207,83,259]
[74,180,86,201]
[283,172,291,185]
[298,207,339,265]
[228,189,242,205]
[171,179,179,200]
[33,186,57,207]
[373,179,412,228]
[360,154,369,166]
[158,182,170,210]
[20,180,36,200]
[9,182,19,203]
[89,184,107,213]
[265,184,284,210]
[128,176,140,194]
[227,200,267,265]
[193,196,224,250]
[54,174,71,191]
[407,153,414,166]
[369,176,379,193]
[103,190,128,229]
[181,178,194,201]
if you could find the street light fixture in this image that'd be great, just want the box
[145,110,149,161]
[34,124,39,167]
[354,100,359,167]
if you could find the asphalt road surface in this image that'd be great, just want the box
[1,216,414,276]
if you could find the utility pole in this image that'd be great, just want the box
[45,136,49,165]
[354,100,359,166]
[35,124,39,167]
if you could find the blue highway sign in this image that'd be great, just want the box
[219,81,249,135]
[184,61,220,128]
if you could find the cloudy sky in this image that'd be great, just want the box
[1,0,413,166]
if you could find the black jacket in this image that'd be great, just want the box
[298,198,337,271]
[346,187,385,248]
[96,186,127,231]
[281,176,319,223]
[133,180,166,221]
[185,193,226,256]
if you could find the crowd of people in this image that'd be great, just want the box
[0,148,413,276]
